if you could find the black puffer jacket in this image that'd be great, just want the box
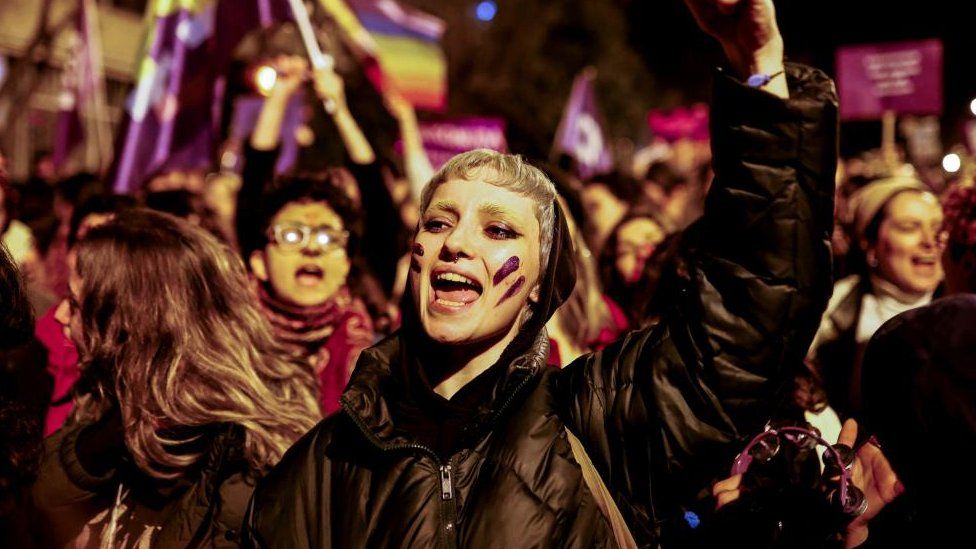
[243,64,837,548]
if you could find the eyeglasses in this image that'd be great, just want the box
[269,223,349,252]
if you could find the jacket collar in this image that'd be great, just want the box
[340,329,551,451]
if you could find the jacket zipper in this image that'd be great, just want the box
[341,399,460,548]
[338,369,537,549]
[439,460,459,549]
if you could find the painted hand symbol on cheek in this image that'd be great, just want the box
[410,243,424,273]
[494,256,524,307]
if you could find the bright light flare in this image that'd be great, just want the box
[943,153,961,173]
[254,66,277,96]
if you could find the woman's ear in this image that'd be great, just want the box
[528,283,541,305]
[861,239,878,268]
[249,250,269,281]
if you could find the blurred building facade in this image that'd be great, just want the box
[0,0,144,179]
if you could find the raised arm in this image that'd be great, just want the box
[385,87,434,203]
[312,67,376,165]
[556,0,837,538]
[236,56,306,251]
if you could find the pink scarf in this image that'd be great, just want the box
[255,283,374,415]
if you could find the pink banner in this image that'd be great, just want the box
[836,39,943,121]
[409,117,507,170]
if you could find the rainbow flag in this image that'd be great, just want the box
[337,0,447,111]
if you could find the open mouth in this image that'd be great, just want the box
[911,256,938,267]
[295,264,325,287]
[430,271,483,308]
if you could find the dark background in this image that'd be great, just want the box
[409,0,969,160]
[108,0,972,161]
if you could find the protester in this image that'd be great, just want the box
[805,176,945,418]
[580,169,641,256]
[36,193,137,436]
[545,196,629,367]
[940,184,976,294]
[0,243,45,548]
[40,172,104,298]
[29,209,320,547]
[1,174,44,290]
[242,1,837,546]
[246,175,375,415]
[598,205,674,327]
[854,184,976,546]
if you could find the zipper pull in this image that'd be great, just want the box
[440,464,454,500]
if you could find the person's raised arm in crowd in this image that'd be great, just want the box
[312,65,376,166]
[555,0,836,538]
[385,87,434,204]
[237,55,309,251]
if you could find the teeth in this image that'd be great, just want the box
[436,298,466,307]
[436,272,477,286]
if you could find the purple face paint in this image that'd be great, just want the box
[496,275,525,306]
[412,243,425,257]
[493,256,520,286]
[410,258,421,273]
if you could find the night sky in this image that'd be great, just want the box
[627,0,971,155]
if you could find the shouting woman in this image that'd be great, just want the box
[244,0,838,546]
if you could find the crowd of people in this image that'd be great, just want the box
[1,0,974,547]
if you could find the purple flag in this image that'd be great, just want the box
[52,0,105,172]
[229,92,305,174]
[109,0,291,193]
[552,68,613,180]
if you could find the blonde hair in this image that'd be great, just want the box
[420,149,557,277]
[74,209,320,479]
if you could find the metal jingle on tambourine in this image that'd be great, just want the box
[829,484,868,517]
[748,433,781,463]
[825,443,855,471]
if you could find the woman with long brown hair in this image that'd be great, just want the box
[31,208,320,548]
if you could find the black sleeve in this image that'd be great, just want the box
[236,144,280,257]
[556,63,838,541]
[347,161,403,295]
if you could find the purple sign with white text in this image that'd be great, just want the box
[836,39,943,120]
[409,117,508,170]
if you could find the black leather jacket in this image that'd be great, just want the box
[243,64,838,549]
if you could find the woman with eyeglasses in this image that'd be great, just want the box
[246,174,375,415]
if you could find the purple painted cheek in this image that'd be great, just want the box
[410,258,421,273]
[496,275,526,306]
[412,243,425,257]
[493,256,520,286]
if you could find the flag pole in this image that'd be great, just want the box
[284,0,337,114]
[82,0,113,175]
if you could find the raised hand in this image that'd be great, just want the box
[682,0,787,96]
[837,419,905,548]
[270,54,310,98]
[312,67,347,111]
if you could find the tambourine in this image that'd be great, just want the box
[731,425,867,518]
